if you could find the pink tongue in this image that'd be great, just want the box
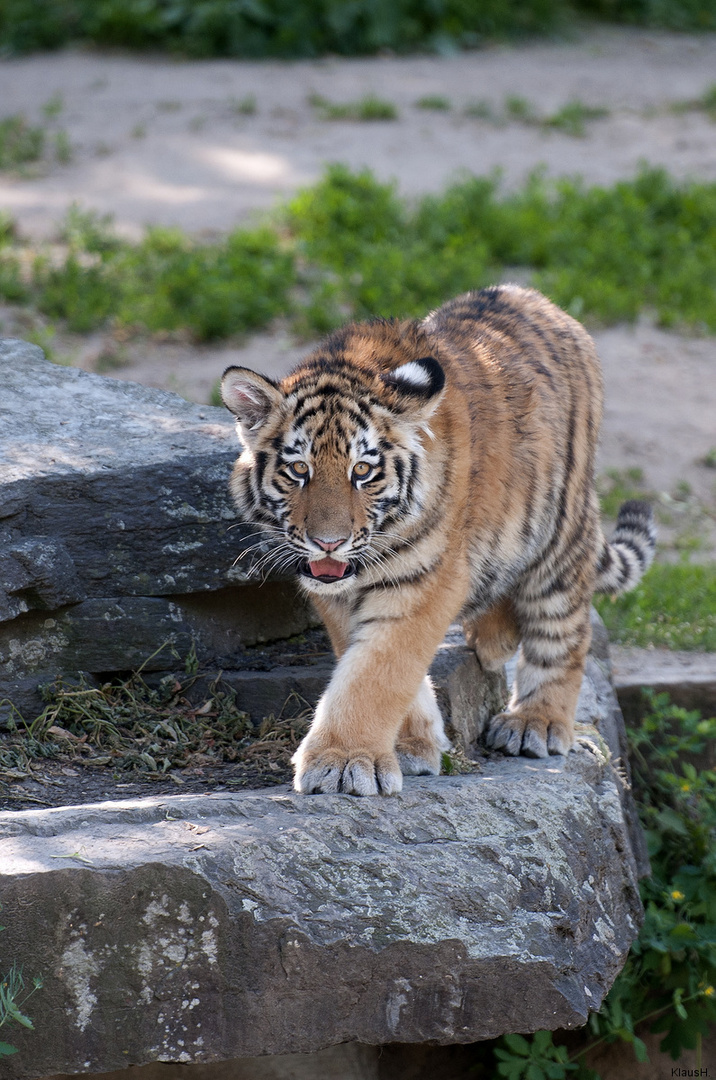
[308,557,349,579]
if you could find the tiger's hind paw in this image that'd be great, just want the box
[396,735,442,776]
[485,710,573,758]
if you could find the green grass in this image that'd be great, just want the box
[504,94,536,122]
[671,82,716,119]
[415,94,451,111]
[543,100,610,136]
[0,115,44,169]
[463,99,500,122]
[230,94,257,116]
[0,108,73,172]
[4,164,716,344]
[598,467,649,519]
[595,564,716,651]
[309,93,398,121]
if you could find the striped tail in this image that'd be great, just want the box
[595,500,656,595]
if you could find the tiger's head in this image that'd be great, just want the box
[221,320,446,593]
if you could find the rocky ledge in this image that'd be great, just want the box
[0,616,646,1080]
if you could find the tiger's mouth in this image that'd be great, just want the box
[298,557,355,584]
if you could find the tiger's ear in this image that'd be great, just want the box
[380,357,445,414]
[221,366,283,436]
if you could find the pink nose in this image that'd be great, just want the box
[310,537,347,552]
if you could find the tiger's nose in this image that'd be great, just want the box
[309,536,348,552]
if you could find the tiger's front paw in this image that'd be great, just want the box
[485,708,573,758]
[292,741,403,796]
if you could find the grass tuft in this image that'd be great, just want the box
[309,93,398,121]
[595,563,716,651]
[415,94,451,111]
[543,100,610,137]
[0,115,44,169]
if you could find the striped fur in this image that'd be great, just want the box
[222,285,655,795]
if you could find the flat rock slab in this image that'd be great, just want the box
[611,646,716,718]
[1,739,642,1078]
[0,338,239,600]
[0,340,317,718]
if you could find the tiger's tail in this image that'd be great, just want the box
[595,499,656,595]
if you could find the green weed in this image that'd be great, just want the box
[415,94,451,111]
[24,211,296,339]
[0,908,42,1059]
[53,129,72,164]
[543,100,610,137]
[504,94,536,122]
[41,94,63,119]
[702,83,716,117]
[598,467,648,519]
[463,99,500,122]
[493,692,716,1076]
[309,93,398,121]
[0,115,44,169]
[230,94,257,116]
[594,563,716,651]
[671,82,716,119]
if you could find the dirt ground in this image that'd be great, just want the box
[1,24,715,555]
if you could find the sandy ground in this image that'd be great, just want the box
[1,26,715,554]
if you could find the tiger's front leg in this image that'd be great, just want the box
[293,574,465,795]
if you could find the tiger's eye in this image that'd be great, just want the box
[352,461,372,479]
[288,461,309,479]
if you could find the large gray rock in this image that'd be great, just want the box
[612,645,716,720]
[0,340,316,718]
[0,629,644,1080]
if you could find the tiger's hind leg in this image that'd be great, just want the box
[484,578,593,759]
[463,597,520,672]
[395,676,450,776]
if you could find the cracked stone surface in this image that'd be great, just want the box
[1,632,644,1078]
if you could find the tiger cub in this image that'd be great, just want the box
[221,285,655,796]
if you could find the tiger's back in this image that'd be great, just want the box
[222,285,655,793]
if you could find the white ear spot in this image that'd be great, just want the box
[392,361,433,389]
[381,356,445,401]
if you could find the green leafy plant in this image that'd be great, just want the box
[0,0,570,58]
[495,1030,577,1078]
[492,692,716,1076]
[0,908,43,1058]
